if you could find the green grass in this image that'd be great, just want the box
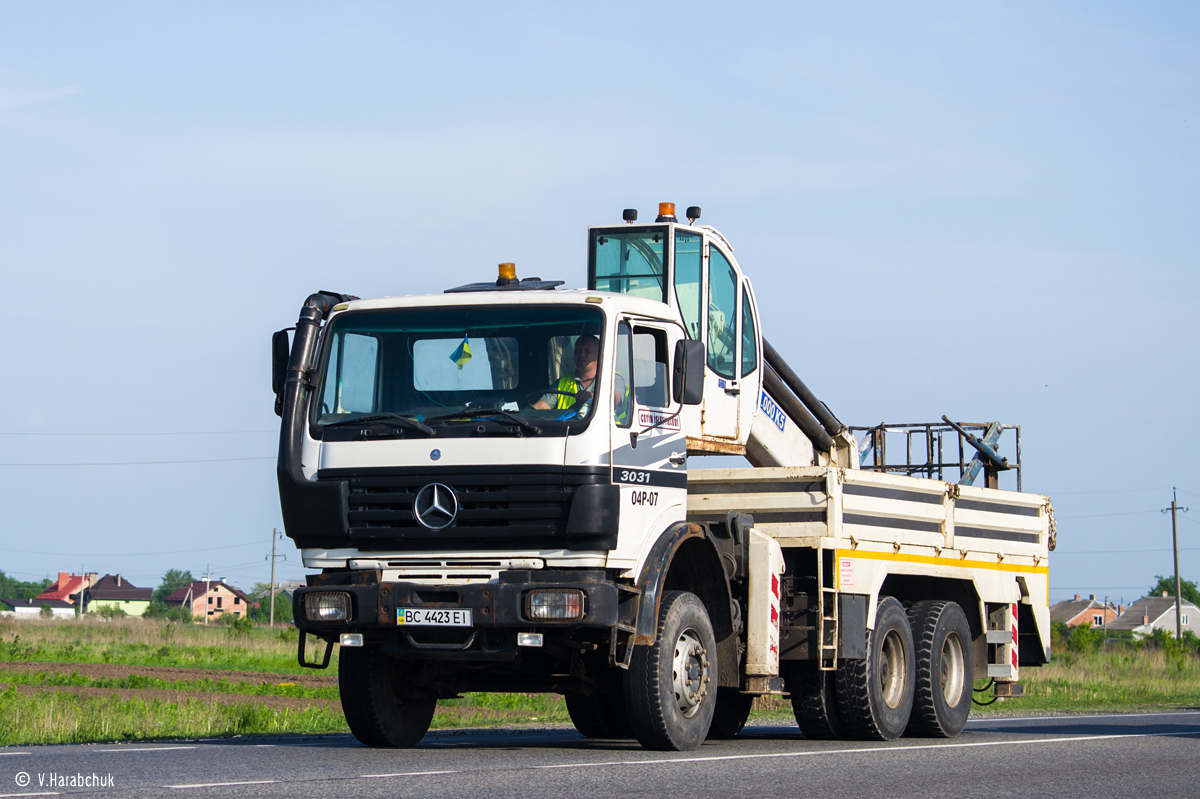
[0,687,348,745]
[0,667,340,700]
[0,615,329,674]
[990,646,1200,712]
[6,615,1200,745]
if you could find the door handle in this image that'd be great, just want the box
[669,452,687,466]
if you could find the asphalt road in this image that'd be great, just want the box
[3,711,1199,798]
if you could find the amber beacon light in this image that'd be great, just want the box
[497,262,518,285]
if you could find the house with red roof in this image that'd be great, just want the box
[35,572,98,610]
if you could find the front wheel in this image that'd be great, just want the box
[625,591,717,751]
[339,646,436,748]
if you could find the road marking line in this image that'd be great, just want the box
[360,771,459,778]
[530,730,1200,771]
[167,781,279,789]
[0,753,30,756]
[967,710,1200,724]
[0,793,58,798]
[96,746,196,753]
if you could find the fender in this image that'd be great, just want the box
[632,521,736,646]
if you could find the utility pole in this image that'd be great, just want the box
[1162,488,1190,641]
[203,565,212,626]
[267,528,284,627]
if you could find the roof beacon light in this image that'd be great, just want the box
[655,202,677,223]
[622,208,638,224]
[497,262,518,286]
[686,206,701,224]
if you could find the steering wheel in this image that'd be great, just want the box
[525,388,590,406]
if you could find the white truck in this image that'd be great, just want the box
[275,203,1053,751]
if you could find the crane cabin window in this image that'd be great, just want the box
[707,247,738,379]
[674,231,702,339]
[741,285,758,378]
[590,227,667,303]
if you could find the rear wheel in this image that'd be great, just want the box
[835,596,914,741]
[784,664,847,740]
[707,687,754,739]
[625,591,717,751]
[338,646,436,748]
[565,671,632,738]
[905,600,973,737]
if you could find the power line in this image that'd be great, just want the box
[1056,509,1161,520]
[0,541,265,557]
[1053,547,1200,555]
[0,430,275,437]
[1044,487,1169,496]
[0,456,273,466]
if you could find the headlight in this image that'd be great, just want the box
[304,591,351,622]
[525,589,585,621]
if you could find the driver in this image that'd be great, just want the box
[533,335,600,413]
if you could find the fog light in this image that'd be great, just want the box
[339,633,363,647]
[517,632,544,647]
[304,592,351,622]
[525,589,585,621]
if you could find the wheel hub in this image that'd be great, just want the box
[672,628,709,718]
[879,629,907,710]
[940,631,965,707]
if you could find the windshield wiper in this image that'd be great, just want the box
[425,408,543,436]
[324,413,435,436]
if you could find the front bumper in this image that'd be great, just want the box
[293,569,619,659]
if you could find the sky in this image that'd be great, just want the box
[0,2,1197,604]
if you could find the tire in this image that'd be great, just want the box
[905,600,973,737]
[784,664,847,740]
[338,647,436,748]
[707,687,754,739]
[565,675,633,738]
[625,591,718,751]
[835,596,915,741]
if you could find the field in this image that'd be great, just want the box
[3,615,1199,746]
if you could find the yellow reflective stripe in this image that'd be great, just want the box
[834,548,1049,575]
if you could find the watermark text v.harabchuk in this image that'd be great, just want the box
[15,771,114,788]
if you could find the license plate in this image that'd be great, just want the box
[396,608,473,627]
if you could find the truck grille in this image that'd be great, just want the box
[317,466,607,550]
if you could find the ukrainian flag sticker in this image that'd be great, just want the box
[449,335,472,369]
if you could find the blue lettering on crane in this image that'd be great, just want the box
[760,391,786,432]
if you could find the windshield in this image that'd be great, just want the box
[312,305,605,433]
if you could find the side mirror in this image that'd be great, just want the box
[272,329,291,404]
[672,339,705,405]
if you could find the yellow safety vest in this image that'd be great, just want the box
[554,374,630,423]
[554,375,588,409]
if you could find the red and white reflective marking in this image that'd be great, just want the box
[1010,602,1019,678]
[769,573,781,658]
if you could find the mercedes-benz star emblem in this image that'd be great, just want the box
[413,482,458,531]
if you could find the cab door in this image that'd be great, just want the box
[700,242,742,442]
[609,319,689,553]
